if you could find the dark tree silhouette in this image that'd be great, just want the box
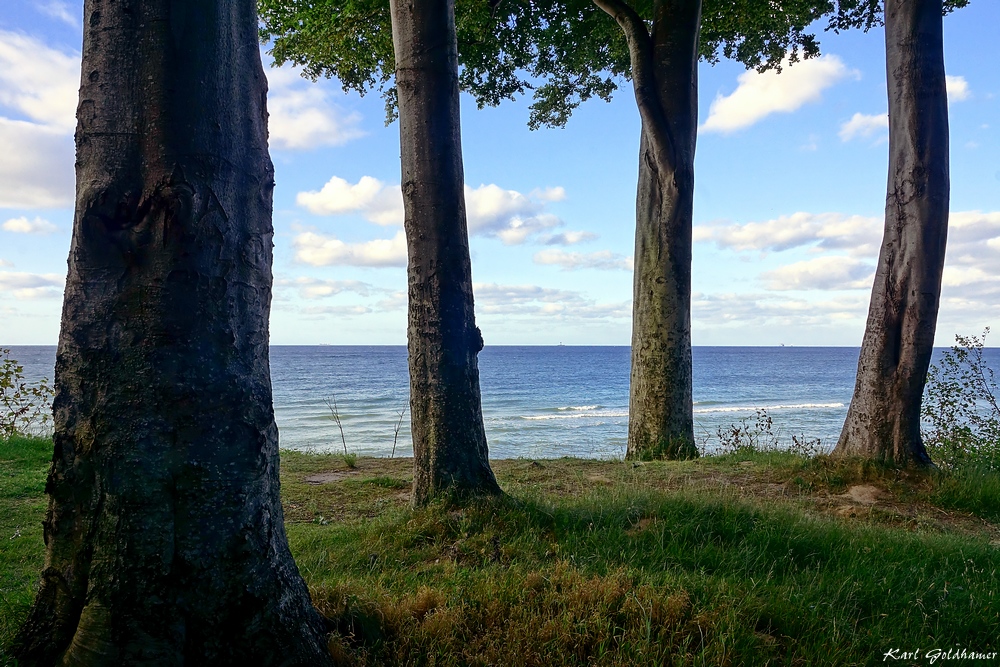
[12,0,333,663]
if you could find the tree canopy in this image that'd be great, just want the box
[259,0,835,128]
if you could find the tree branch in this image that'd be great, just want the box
[591,0,675,171]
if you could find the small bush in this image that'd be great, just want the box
[714,408,779,455]
[0,349,54,438]
[922,329,1000,470]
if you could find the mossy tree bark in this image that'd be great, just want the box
[12,0,333,664]
[594,0,700,460]
[389,0,502,504]
[834,0,949,465]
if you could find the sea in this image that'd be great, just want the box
[5,345,996,459]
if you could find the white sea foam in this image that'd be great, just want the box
[556,405,601,411]
[522,410,628,421]
[694,402,845,414]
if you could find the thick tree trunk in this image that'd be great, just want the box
[389,0,501,505]
[834,0,949,465]
[594,0,700,459]
[12,1,333,665]
[628,0,700,460]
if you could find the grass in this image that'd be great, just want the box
[3,439,1000,665]
[0,435,49,656]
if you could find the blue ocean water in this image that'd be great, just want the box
[5,345,997,459]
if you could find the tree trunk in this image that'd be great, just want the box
[594,0,700,460]
[834,0,949,465]
[389,0,501,505]
[12,1,333,664]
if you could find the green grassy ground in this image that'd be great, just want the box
[3,437,999,666]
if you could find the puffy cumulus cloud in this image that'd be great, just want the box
[694,212,882,256]
[0,119,75,208]
[264,64,364,150]
[275,276,374,299]
[466,184,572,245]
[474,283,630,320]
[839,112,888,142]
[293,229,407,267]
[0,270,64,299]
[0,31,79,133]
[946,75,970,103]
[0,32,78,208]
[701,55,856,134]
[949,210,1000,243]
[935,211,1000,303]
[760,256,875,291]
[529,186,566,202]
[296,176,402,225]
[2,216,58,235]
[296,176,592,245]
[533,249,633,271]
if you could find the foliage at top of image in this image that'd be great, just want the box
[258,0,831,127]
[923,329,1000,471]
[0,350,54,439]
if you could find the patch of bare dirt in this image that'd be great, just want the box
[842,484,883,504]
[304,471,356,485]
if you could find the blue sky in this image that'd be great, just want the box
[1,1,998,346]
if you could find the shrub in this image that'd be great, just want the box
[0,349,54,438]
[922,329,1000,470]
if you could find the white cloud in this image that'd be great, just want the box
[701,55,856,134]
[694,209,1000,337]
[474,283,630,320]
[0,32,79,209]
[693,291,867,328]
[760,256,875,291]
[0,118,75,208]
[0,31,79,133]
[0,270,64,299]
[529,187,566,202]
[946,75,970,103]
[533,249,633,271]
[295,177,587,245]
[465,184,562,244]
[539,231,597,245]
[0,259,10,267]
[694,212,882,256]
[296,176,402,225]
[301,305,372,317]
[276,276,374,299]
[293,230,407,267]
[264,63,364,150]
[36,2,80,28]
[2,216,58,235]
[839,112,888,142]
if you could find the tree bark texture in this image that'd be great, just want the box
[834,0,949,465]
[594,0,700,459]
[389,0,501,505]
[12,1,333,664]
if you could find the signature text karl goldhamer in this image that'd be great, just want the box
[884,648,998,663]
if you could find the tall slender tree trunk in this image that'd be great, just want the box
[595,0,701,460]
[12,1,333,664]
[389,0,501,505]
[834,0,949,465]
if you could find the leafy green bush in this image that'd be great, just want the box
[0,349,54,439]
[922,329,1000,470]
